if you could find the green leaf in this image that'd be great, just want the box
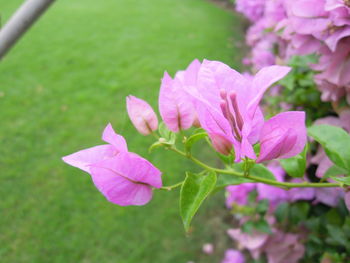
[280,145,308,178]
[308,125,350,172]
[249,164,276,181]
[274,202,289,223]
[290,202,310,225]
[158,122,171,139]
[330,176,350,185]
[184,132,207,152]
[254,219,272,234]
[180,171,217,232]
[324,165,349,180]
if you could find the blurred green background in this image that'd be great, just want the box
[0,0,244,262]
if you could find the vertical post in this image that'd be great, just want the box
[0,0,55,60]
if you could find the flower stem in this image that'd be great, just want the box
[159,181,183,191]
[169,147,342,189]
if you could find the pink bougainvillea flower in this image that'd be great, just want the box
[62,123,162,206]
[62,123,127,173]
[202,243,214,255]
[263,231,305,263]
[188,60,291,162]
[314,187,343,207]
[257,163,289,205]
[126,95,158,135]
[227,228,268,259]
[221,249,245,263]
[257,111,307,163]
[226,183,255,207]
[345,191,350,212]
[159,59,200,132]
[90,152,162,206]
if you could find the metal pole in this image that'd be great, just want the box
[0,0,55,60]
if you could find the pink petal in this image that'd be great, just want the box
[90,163,153,206]
[102,123,128,152]
[62,145,117,173]
[227,229,268,250]
[257,111,306,163]
[126,95,158,135]
[345,191,350,212]
[159,72,195,132]
[291,0,328,17]
[221,249,245,263]
[249,66,291,116]
[93,152,162,188]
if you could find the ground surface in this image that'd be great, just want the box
[0,0,244,262]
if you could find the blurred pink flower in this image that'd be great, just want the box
[264,231,305,263]
[126,95,158,135]
[202,243,214,255]
[221,249,245,263]
[226,183,256,207]
[235,0,266,22]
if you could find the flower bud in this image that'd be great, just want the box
[126,95,158,135]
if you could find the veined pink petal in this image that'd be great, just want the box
[249,66,291,116]
[62,145,117,173]
[126,95,158,135]
[102,123,128,152]
[90,163,153,206]
[257,111,306,163]
[159,72,195,132]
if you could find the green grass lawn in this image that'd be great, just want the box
[0,0,244,262]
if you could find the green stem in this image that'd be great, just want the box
[159,181,183,191]
[169,147,342,189]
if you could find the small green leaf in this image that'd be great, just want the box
[180,171,217,232]
[308,125,350,172]
[249,164,276,181]
[254,219,272,234]
[158,122,171,139]
[330,176,350,185]
[324,165,349,180]
[274,202,289,223]
[280,145,308,177]
[185,132,207,152]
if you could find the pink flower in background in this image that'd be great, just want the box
[257,163,289,205]
[345,191,350,212]
[226,183,256,207]
[62,123,162,206]
[62,123,127,173]
[263,231,305,263]
[159,60,200,132]
[314,187,343,207]
[221,249,245,263]
[90,152,162,206]
[235,0,266,22]
[126,95,158,135]
[227,228,268,259]
[188,60,293,162]
[202,243,214,255]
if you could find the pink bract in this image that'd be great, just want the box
[62,123,162,206]
[159,60,200,132]
[126,95,158,135]
[62,123,127,173]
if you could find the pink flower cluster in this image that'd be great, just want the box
[62,59,307,207]
[227,226,305,263]
[237,0,350,104]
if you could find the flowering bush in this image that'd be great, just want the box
[211,0,350,262]
[62,57,350,262]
